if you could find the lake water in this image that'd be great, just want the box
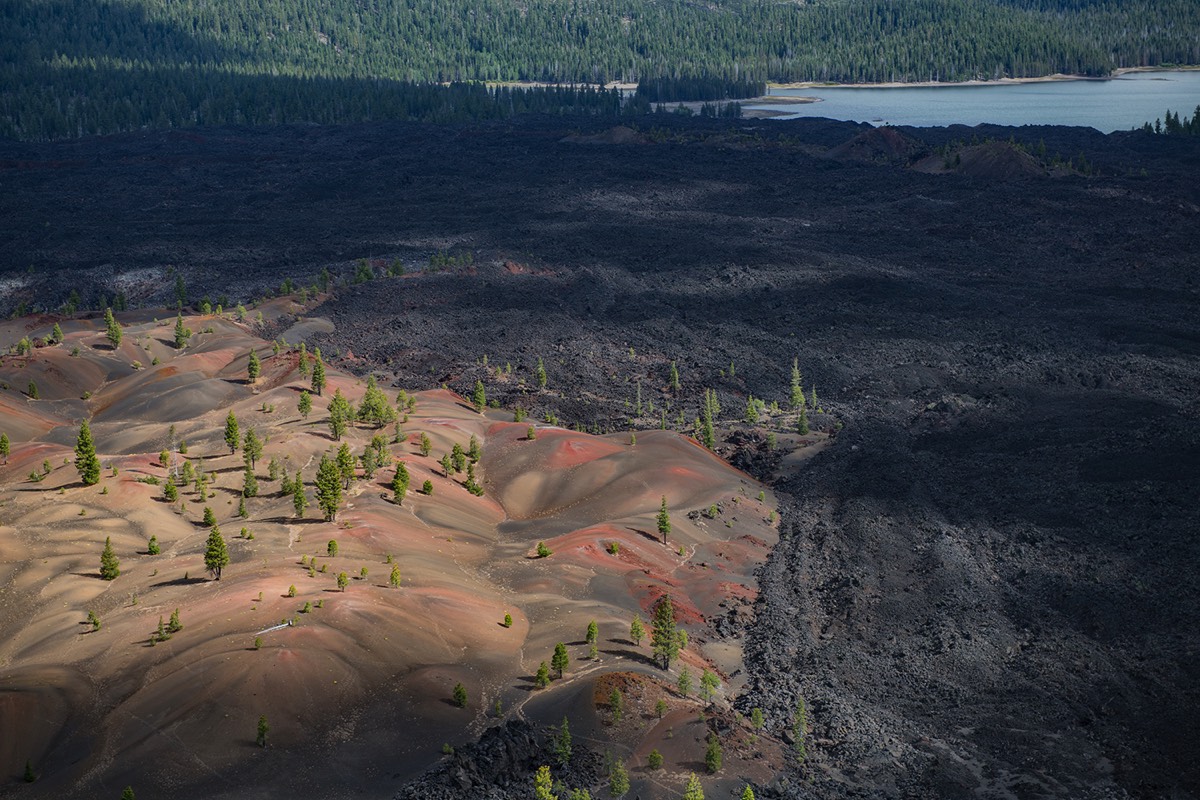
[750,70,1200,132]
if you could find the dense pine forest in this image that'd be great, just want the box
[1,0,1198,139]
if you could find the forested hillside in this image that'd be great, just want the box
[1,0,1197,139]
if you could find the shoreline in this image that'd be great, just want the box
[768,65,1200,91]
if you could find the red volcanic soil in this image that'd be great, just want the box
[0,305,779,799]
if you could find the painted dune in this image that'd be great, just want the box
[0,304,781,799]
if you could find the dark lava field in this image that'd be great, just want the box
[2,115,1199,798]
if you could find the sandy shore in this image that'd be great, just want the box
[769,65,1200,91]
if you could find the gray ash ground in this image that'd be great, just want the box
[2,115,1198,798]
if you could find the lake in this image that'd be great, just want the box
[751,70,1200,132]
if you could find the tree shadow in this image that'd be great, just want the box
[150,575,208,588]
[627,526,662,544]
[602,647,657,667]
[70,571,105,580]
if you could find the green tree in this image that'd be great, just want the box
[630,615,644,646]
[609,688,624,722]
[328,389,352,440]
[657,496,671,545]
[163,476,178,502]
[554,716,572,765]
[655,698,668,718]
[740,785,756,800]
[790,359,804,409]
[100,536,120,580]
[682,773,705,800]
[327,539,339,557]
[315,455,342,520]
[389,565,401,587]
[335,442,355,488]
[750,707,764,730]
[337,571,349,591]
[536,541,552,558]
[147,535,160,555]
[700,669,719,707]
[796,403,809,435]
[451,442,466,473]
[242,465,258,498]
[50,322,64,345]
[440,453,453,477]
[677,666,692,696]
[503,612,513,627]
[419,432,432,456]
[792,697,808,763]
[243,428,263,469]
[744,394,759,424]
[173,313,189,348]
[0,432,9,462]
[610,759,630,797]
[23,760,35,783]
[121,786,135,800]
[651,595,680,669]
[26,380,38,399]
[357,376,396,427]
[391,461,410,504]
[452,682,468,707]
[204,525,229,579]
[75,419,101,485]
[471,379,487,411]
[292,472,308,517]
[705,733,722,773]
[421,479,433,495]
[535,357,547,389]
[298,390,313,419]
[247,349,261,383]
[167,607,183,633]
[534,765,556,800]
[104,307,122,348]
[311,349,326,396]
[586,619,598,644]
[468,434,481,462]
[257,714,269,747]
[669,360,680,392]
[224,411,240,454]
[551,642,569,678]
[202,506,217,526]
[700,389,717,449]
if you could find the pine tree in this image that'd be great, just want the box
[24,760,36,783]
[705,734,722,773]
[50,322,64,344]
[224,412,240,454]
[651,594,680,669]
[535,357,547,389]
[554,717,572,766]
[630,615,644,646]
[204,525,229,580]
[744,394,759,424]
[391,462,410,504]
[586,620,598,644]
[669,360,680,392]
[357,376,396,427]
[790,359,804,409]
[173,313,188,348]
[610,759,630,797]
[292,472,307,517]
[740,786,756,800]
[609,688,624,722]
[311,349,326,396]
[257,715,269,747]
[337,571,349,591]
[792,697,808,763]
[657,496,671,544]
[298,390,313,419]
[122,786,136,800]
[75,419,101,485]
[440,453,453,477]
[797,403,810,435]
[389,564,401,587]
[647,749,664,769]
[247,349,261,383]
[535,661,551,688]
[163,476,178,502]
[315,455,342,520]
[682,773,705,800]
[452,682,468,707]
[0,432,9,462]
[243,428,263,469]
[533,765,556,800]
[336,442,355,488]
[167,607,183,633]
[700,389,716,449]
[551,642,569,678]
[468,435,481,462]
[329,389,352,440]
[243,465,258,498]
[419,432,432,456]
[677,665,692,696]
[104,307,122,348]
[100,536,120,580]
[700,669,719,707]
[147,535,161,555]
